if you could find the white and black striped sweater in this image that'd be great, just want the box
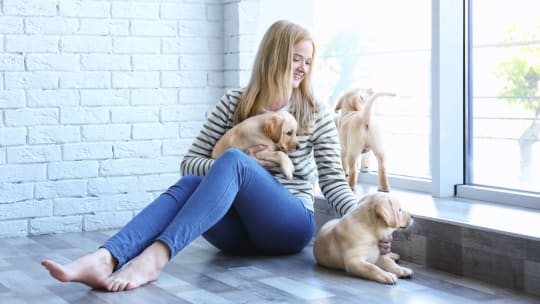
[180,88,358,216]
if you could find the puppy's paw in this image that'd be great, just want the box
[375,272,398,284]
[395,266,413,278]
[281,158,295,179]
[388,252,400,262]
[377,187,390,193]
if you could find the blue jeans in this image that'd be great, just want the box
[102,149,315,270]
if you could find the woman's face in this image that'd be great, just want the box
[291,39,313,89]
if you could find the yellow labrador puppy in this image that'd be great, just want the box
[212,111,299,179]
[313,192,413,284]
[334,88,395,191]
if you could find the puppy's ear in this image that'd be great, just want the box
[375,198,398,228]
[334,98,343,113]
[264,116,283,143]
[351,96,364,111]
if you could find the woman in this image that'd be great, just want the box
[41,20,392,292]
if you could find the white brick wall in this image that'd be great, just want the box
[0,0,264,238]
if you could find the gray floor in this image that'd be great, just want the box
[0,230,538,304]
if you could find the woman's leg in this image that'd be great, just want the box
[41,175,202,289]
[103,175,202,269]
[107,149,314,290]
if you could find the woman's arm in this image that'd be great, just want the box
[311,108,358,216]
[180,89,241,176]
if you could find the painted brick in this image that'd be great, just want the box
[5,108,59,126]
[0,128,26,146]
[30,215,83,235]
[179,87,224,104]
[162,71,207,88]
[160,3,206,20]
[26,54,80,71]
[161,105,208,121]
[34,180,87,200]
[112,2,160,19]
[132,55,179,71]
[180,121,205,138]
[81,124,131,142]
[7,146,61,164]
[63,143,113,161]
[180,54,223,71]
[139,173,179,191]
[80,89,129,106]
[0,17,23,34]
[0,164,46,183]
[113,37,161,54]
[0,200,52,220]
[59,72,111,89]
[53,196,114,216]
[58,0,110,18]
[112,72,160,88]
[111,107,160,123]
[130,89,177,105]
[5,35,59,53]
[84,211,132,231]
[0,54,25,71]
[27,90,79,108]
[132,123,178,140]
[113,141,161,158]
[87,176,139,196]
[162,138,193,157]
[61,107,109,125]
[130,20,177,37]
[81,55,131,71]
[61,36,112,53]
[48,161,99,180]
[179,20,222,37]
[3,0,57,16]
[0,182,33,203]
[0,90,25,109]
[5,72,59,89]
[99,157,179,176]
[28,126,80,144]
[24,17,79,35]
[162,37,208,54]
[79,19,129,36]
[0,220,28,238]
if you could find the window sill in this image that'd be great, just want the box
[315,176,540,242]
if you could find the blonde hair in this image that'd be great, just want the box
[234,20,319,134]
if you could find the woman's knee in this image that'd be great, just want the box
[164,175,202,199]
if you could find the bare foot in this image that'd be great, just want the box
[41,248,116,289]
[105,241,170,292]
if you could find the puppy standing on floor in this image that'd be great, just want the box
[313,192,414,284]
[212,111,300,179]
[334,88,395,191]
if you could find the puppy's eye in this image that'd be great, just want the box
[286,130,293,136]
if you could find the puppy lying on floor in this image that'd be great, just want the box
[313,192,413,284]
[212,111,299,179]
[334,88,396,191]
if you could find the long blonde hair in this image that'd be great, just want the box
[234,20,319,134]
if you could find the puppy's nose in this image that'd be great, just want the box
[295,144,300,150]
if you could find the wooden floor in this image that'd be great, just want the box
[0,229,538,304]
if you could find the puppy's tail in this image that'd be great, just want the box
[362,92,396,126]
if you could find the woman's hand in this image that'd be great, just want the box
[245,145,278,169]
[378,234,393,255]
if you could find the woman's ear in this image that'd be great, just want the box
[264,116,283,143]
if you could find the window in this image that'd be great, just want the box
[258,0,432,181]
[468,0,540,194]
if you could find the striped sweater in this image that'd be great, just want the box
[180,88,358,216]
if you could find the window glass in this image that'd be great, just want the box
[470,0,540,193]
[258,0,432,179]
